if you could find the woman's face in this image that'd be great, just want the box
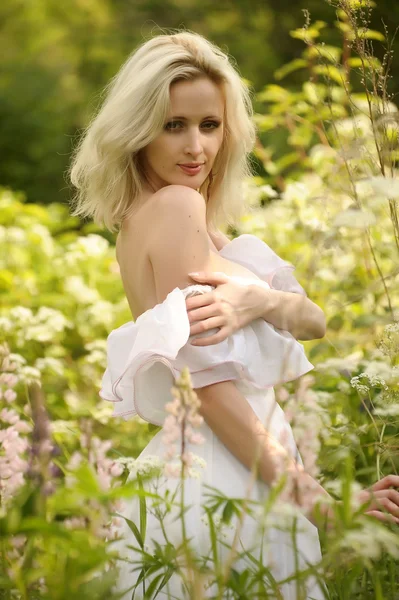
[140,77,225,192]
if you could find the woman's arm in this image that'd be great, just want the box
[208,229,325,340]
[248,285,326,341]
[196,380,332,528]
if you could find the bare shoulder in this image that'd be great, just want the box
[150,185,206,213]
[144,186,212,302]
[147,185,207,243]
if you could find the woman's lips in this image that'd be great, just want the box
[178,164,203,175]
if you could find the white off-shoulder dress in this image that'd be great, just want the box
[100,234,325,600]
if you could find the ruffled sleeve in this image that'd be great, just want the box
[219,234,307,296]
[100,278,313,424]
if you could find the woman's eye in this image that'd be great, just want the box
[164,121,220,131]
[202,121,220,129]
[165,121,183,130]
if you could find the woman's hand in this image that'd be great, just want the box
[308,474,399,530]
[319,475,399,530]
[185,271,266,346]
[355,475,399,525]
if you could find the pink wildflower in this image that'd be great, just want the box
[162,367,205,477]
[110,462,124,477]
[4,389,17,403]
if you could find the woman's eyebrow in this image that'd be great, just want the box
[167,115,222,120]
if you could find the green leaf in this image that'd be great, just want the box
[222,501,234,525]
[70,463,100,496]
[353,314,381,328]
[253,114,281,132]
[288,124,314,148]
[123,516,143,549]
[319,104,347,119]
[274,59,308,81]
[274,152,302,173]
[205,508,219,568]
[257,84,292,104]
[314,64,346,86]
[357,28,386,42]
[305,44,342,63]
[327,314,344,331]
[153,568,175,598]
[303,82,327,105]
[338,0,374,9]
[136,473,147,545]
[290,21,327,41]
[131,567,147,598]
[347,56,382,70]
[144,573,166,599]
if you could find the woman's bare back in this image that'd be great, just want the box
[116,190,262,320]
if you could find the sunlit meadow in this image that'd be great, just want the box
[1,1,398,598]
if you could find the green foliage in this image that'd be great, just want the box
[0,189,150,456]
[1,0,399,207]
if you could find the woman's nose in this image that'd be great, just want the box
[184,128,203,154]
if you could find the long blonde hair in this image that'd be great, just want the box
[68,30,257,233]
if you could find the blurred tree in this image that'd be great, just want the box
[0,0,397,208]
[0,0,122,207]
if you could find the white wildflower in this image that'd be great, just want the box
[19,366,41,384]
[34,357,64,376]
[341,521,399,560]
[283,182,310,204]
[374,405,399,417]
[368,176,399,199]
[64,276,100,304]
[6,227,25,243]
[333,208,376,229]
[316,352,363,375]
[128,456,165,477]
[261,501,308,532]
[77,235,109,257]
[351,373,388,393]
[334,114,372,139]
[82,301,115,328]
[29,224,54,257]
[200,511,236,539]
[0,317,12,333]
[8,307,33,326]
[362,361,395,383]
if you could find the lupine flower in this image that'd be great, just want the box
[4,389,17,403]
[0,344,32,507]
[272,377,328,516]
[161,367,206,478]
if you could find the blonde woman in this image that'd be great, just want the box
[69,31,399,599]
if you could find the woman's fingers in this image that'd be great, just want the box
[187,301,221,323]
[355,479,399,525]
[359,489,399,518]
[189,315,225,336]
[370,474,399,492]
[190,325,230,346]
[370,497,399,518]
[362,488,399,506]
[373,488,399,507]
[365,509,399,525]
